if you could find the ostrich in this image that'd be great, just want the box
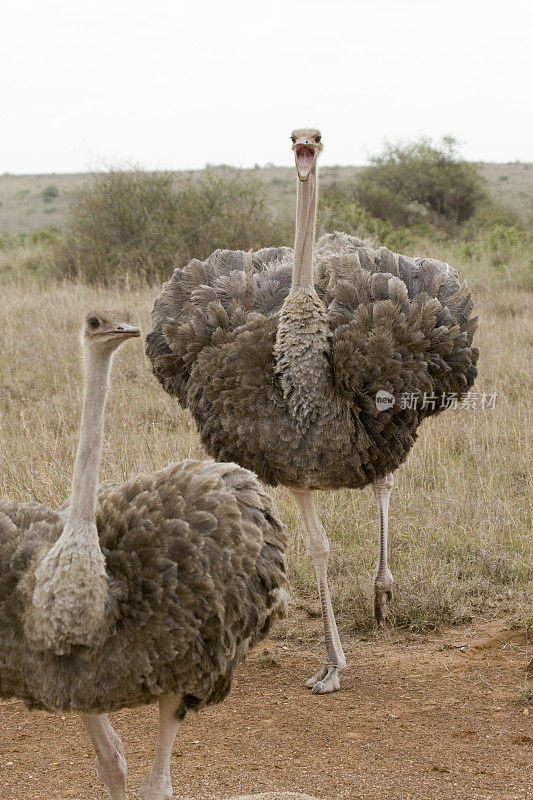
[0,310,288,800]
[147,129,478,695]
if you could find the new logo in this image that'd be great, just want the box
[375,390,395,411]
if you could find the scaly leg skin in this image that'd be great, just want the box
[291,489,346,694]
[139,694,184,800]
[372,473,394,623]
[80,713,127,800]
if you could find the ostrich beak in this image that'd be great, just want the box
[293,141,320,182]
[110,323,141,340]
[94,322,141,343]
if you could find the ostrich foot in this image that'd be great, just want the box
[306,662,345,694]
[139,771,172,800]
[373,570,393,623]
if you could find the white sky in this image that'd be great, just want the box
[1,0,532,173]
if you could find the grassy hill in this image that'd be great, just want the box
[1,163,532,236]
[479,162,533,220]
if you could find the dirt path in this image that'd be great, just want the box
[0,619,531,800]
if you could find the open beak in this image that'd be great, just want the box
[293,142,318,181]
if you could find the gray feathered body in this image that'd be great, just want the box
[147,233,478,489]
[0,461,287,713]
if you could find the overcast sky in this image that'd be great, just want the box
[2,0,532,174]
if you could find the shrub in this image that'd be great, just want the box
[358,137,486,226]
[458,223,532,289]
[465,224,530,265]
[0,230,59,250]
[30,229,59,245]
[464,197,522,233]
[172,169,287,258]
[318,184,414,252]
[42,185,59,203]
[54,168,288,284]
[356,183,412,227]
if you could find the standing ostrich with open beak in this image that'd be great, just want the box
[147,129,478,694]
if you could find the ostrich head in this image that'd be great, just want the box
[83,309,141,351]
[291,128,323,182]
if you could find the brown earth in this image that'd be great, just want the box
[0,619,531,800]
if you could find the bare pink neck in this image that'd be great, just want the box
[67,347,112,524]
[292,167,317,289]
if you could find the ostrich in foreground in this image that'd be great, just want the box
[147,129,478,694]
[0,310,288,800]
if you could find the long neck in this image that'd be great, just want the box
[67,346,113,524]
[292,166,318,289]
[30,340,115,654]
[276,161,333,425]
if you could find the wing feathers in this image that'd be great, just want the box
[147,236,478,436]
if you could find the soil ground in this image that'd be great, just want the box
[0,619,531,800]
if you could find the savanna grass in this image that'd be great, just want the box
[0,246,531,638]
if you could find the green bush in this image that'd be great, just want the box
[0,229,59,250]
[358,137,486,226]
[458,223,532,289]
[356,182,413,227]
[54,168,289,284]
[461,223,530,265]
[318,184,414,252]
[464,197,523,233]
[42,185,59,203]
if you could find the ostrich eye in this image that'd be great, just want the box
[88,317,100,329]
[315,135,322,143]
[291,136,296,144]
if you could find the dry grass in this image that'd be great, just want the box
[479,162,533,223]
[0,250,531,638]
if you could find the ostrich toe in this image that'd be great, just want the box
[309,665,342,694]
[306,662,344,694]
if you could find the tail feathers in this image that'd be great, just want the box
[218,464,287,554]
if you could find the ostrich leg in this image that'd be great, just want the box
[80,713,127,800]
[139,694,183,800]
[291,489,346,694]
[372,473,394,622]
